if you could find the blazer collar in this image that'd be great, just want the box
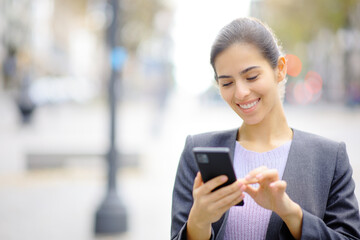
[227,128,239,163]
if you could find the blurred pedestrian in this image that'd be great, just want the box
[2,46,17,89]
[171,17,360,240]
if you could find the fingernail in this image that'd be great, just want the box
[256,173,263,179]
[222,176,228,182]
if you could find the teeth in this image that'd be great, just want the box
[239,100,259,109]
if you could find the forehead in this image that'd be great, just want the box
[214,43,270,74]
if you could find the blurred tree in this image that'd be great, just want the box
[251,0,360,104]
[258,0,358,51]
[119,0,164,53]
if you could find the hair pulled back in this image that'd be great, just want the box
[210,17,283,79]
[210,17,287,100]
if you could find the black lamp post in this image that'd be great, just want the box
[95,0,128,234]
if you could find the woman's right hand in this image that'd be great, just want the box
[186,172,245,240]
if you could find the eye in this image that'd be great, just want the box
[246,75,259,81]
[221,82,233,87]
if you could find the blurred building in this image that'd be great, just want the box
[250,0,360,106]
[0,0,106,105]
[0,0,175,108]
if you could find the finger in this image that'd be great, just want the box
[247,166,268,176]
[244,166,268,183]
[242,183,258,198]
[232,193,245,206]
[198,175,228,194]
[269,180,287,192]
[256,169,279,184]
[214,190,245,213]
[216,195,245,214]
[241,177,259,185]
[231,192,245,207]
[193,172,203,190]
[210,180,243,202]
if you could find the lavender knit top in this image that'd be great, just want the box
[224,141,292,240]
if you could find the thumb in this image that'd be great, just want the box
[243,184,258,199]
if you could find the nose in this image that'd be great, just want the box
[234,80,250,100]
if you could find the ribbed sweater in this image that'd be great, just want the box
[224,141,292,240]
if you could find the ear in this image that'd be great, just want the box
[276,56,287,82]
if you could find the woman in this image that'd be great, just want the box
[171,17,360,240]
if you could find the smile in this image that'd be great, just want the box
[238,98,260,110]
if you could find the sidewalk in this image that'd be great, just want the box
[0,93,177,240]
[0,92,359,240]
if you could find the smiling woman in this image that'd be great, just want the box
[171,17,360,240]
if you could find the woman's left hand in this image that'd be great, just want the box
[242,166,303,239]
[242,166,295,219]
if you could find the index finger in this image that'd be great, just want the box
[244,166,268,183]
[256,168,279,183]
[198,175,228,194]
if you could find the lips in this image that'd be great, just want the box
[237,98,260,110]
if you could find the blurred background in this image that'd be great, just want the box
[0,0,359,239]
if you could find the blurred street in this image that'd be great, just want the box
[0,91,359,240]
[1,0,360,239]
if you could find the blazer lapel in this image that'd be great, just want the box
[266,129,304,239]
[212,128,239,239]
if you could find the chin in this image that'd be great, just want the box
[240,116,263,126]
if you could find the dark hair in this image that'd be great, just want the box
[210,17,283,80]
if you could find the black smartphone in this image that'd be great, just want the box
[193,147,244,206]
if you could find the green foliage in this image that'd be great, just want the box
[261,0,358,50]
[119,0,163,52]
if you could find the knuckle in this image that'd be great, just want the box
[202,184,210,192]
[220,184,235,195]
[193,187,204,197]
[216,198,228,207]
[232,183,240,191]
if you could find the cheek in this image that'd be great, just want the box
[219,89,233,103]
[257,76,278,95]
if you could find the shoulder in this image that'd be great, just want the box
[293,129,338,144]
[290,128,348,175]
[290,129,347,171]
[292,128,343,153]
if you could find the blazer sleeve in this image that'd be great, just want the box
[300,142,360,239]
[171,135,216,240]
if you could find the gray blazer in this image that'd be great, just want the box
[171,128,360,239]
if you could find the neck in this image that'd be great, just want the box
[238,105,292,148]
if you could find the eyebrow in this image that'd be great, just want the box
[217,66,260,79]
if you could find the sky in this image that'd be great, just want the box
[171,0,251,95]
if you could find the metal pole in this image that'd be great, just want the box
[95,0,127,234]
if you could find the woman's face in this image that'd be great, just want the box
[214,43,286,126]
